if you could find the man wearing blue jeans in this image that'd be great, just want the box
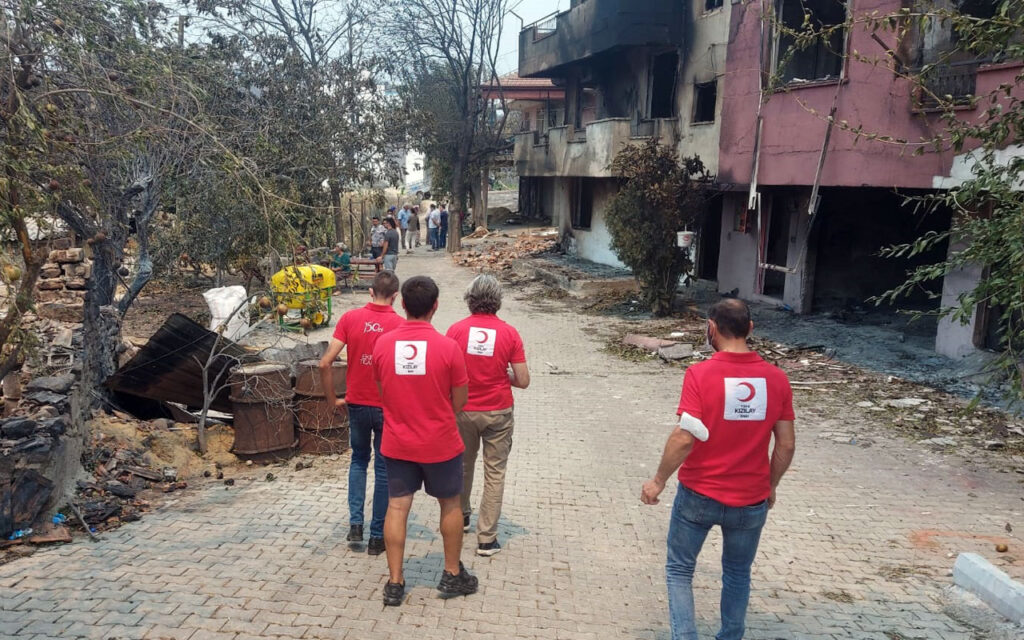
[319,271,405,555]
[641,299,796,640]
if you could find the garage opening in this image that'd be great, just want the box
[811,188,951,333]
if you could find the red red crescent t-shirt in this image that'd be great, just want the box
[445,314,526,412]
[331,303,405,407]
[677,350,795,507]
[372,321,469,463]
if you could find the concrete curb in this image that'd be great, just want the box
[952,552,1024,624]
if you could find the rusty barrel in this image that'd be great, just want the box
[229,362,296,458]
[294,360,349,455]
[294,359,347,396]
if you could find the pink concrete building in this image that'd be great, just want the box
[715,0,1021,357]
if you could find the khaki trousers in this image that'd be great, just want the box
[457,408,514,544]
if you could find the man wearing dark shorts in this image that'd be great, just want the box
[372,275,479,606]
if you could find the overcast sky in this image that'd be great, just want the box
[496,0,569,74]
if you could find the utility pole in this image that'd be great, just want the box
[177,14,186,48]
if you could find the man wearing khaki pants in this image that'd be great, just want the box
[446,275,530,556]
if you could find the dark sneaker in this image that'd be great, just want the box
[476,540,502,557]
[382,581,405,606]
[367,537,386,556]
[347,524,363,542]
[463,515,471,533]
[437,562,478,597]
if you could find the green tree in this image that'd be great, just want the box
[387,0,512,252]
[605,140,713,317]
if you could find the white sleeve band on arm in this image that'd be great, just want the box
[678,412,709,442]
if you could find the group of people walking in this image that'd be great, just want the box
[318,270,528,606]
[318,260,797,640]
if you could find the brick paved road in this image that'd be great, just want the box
[1,251,1021,640]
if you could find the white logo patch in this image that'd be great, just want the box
[466,327,497,357]
[395,341,427,376]
[723,378,767,421]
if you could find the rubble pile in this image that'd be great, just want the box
[75,439,167,533]
[453,232,557,271]
[0,374,76,551]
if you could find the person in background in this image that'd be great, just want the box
[369,216,386,260]
[398,204,412,250]
[407,206,421,254]
[331,243,351,273]
[372,276,479,606]
[426,204,440,251]
[640,298,796,640]
[439,204,450,249]
[380,218,400,272]
[446,275,530,557]
[318,271,404,557]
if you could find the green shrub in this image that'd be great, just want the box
[605,140,713,316]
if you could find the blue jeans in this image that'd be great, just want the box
[439,225,448,247]
[347,404,388,538]
[666,484,768,640]
[427,227,438,249]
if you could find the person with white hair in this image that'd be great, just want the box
[445,274,530,556]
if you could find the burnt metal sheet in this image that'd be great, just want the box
[106,313,259,413]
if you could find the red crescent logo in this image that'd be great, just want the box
[737,382,756,403]
[403,344,418,360]
[475,330,489,344]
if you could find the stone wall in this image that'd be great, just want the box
[36,237,90,324]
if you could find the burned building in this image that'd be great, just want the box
[716,0,1022,358]
[514,0,729,272]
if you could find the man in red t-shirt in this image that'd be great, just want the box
[446,274,529,557]
[372,275,478,606]
[641,298,796,640]
[318,271,403,556]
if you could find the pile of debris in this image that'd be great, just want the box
[0,374,77,554]
[453,231,558,271]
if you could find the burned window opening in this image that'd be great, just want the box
[774,0,846,84]
[571,178,594,230]
[693,81,718,123]
[705,0,724,12]
[649,52,678,119]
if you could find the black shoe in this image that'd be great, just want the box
[437,562,478,597]
[367,537,385,556]
[383,581,405,606]
[476,540,502,557]
[347,524,363,542]
[463,515,471,533]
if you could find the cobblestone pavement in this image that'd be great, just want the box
[1,250,1022,640]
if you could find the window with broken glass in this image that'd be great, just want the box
[772,0,847,84]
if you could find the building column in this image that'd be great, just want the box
[935,239,982,358]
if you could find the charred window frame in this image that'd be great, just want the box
[570,178,594,230]
[648,51,679,119]
[772,0,847,84]
[705,0,724,12]
[692,81,718,123]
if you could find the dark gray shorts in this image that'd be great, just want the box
[384,454,463,499]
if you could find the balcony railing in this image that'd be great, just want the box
[918,60,979,108]
[519,0,683,77]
